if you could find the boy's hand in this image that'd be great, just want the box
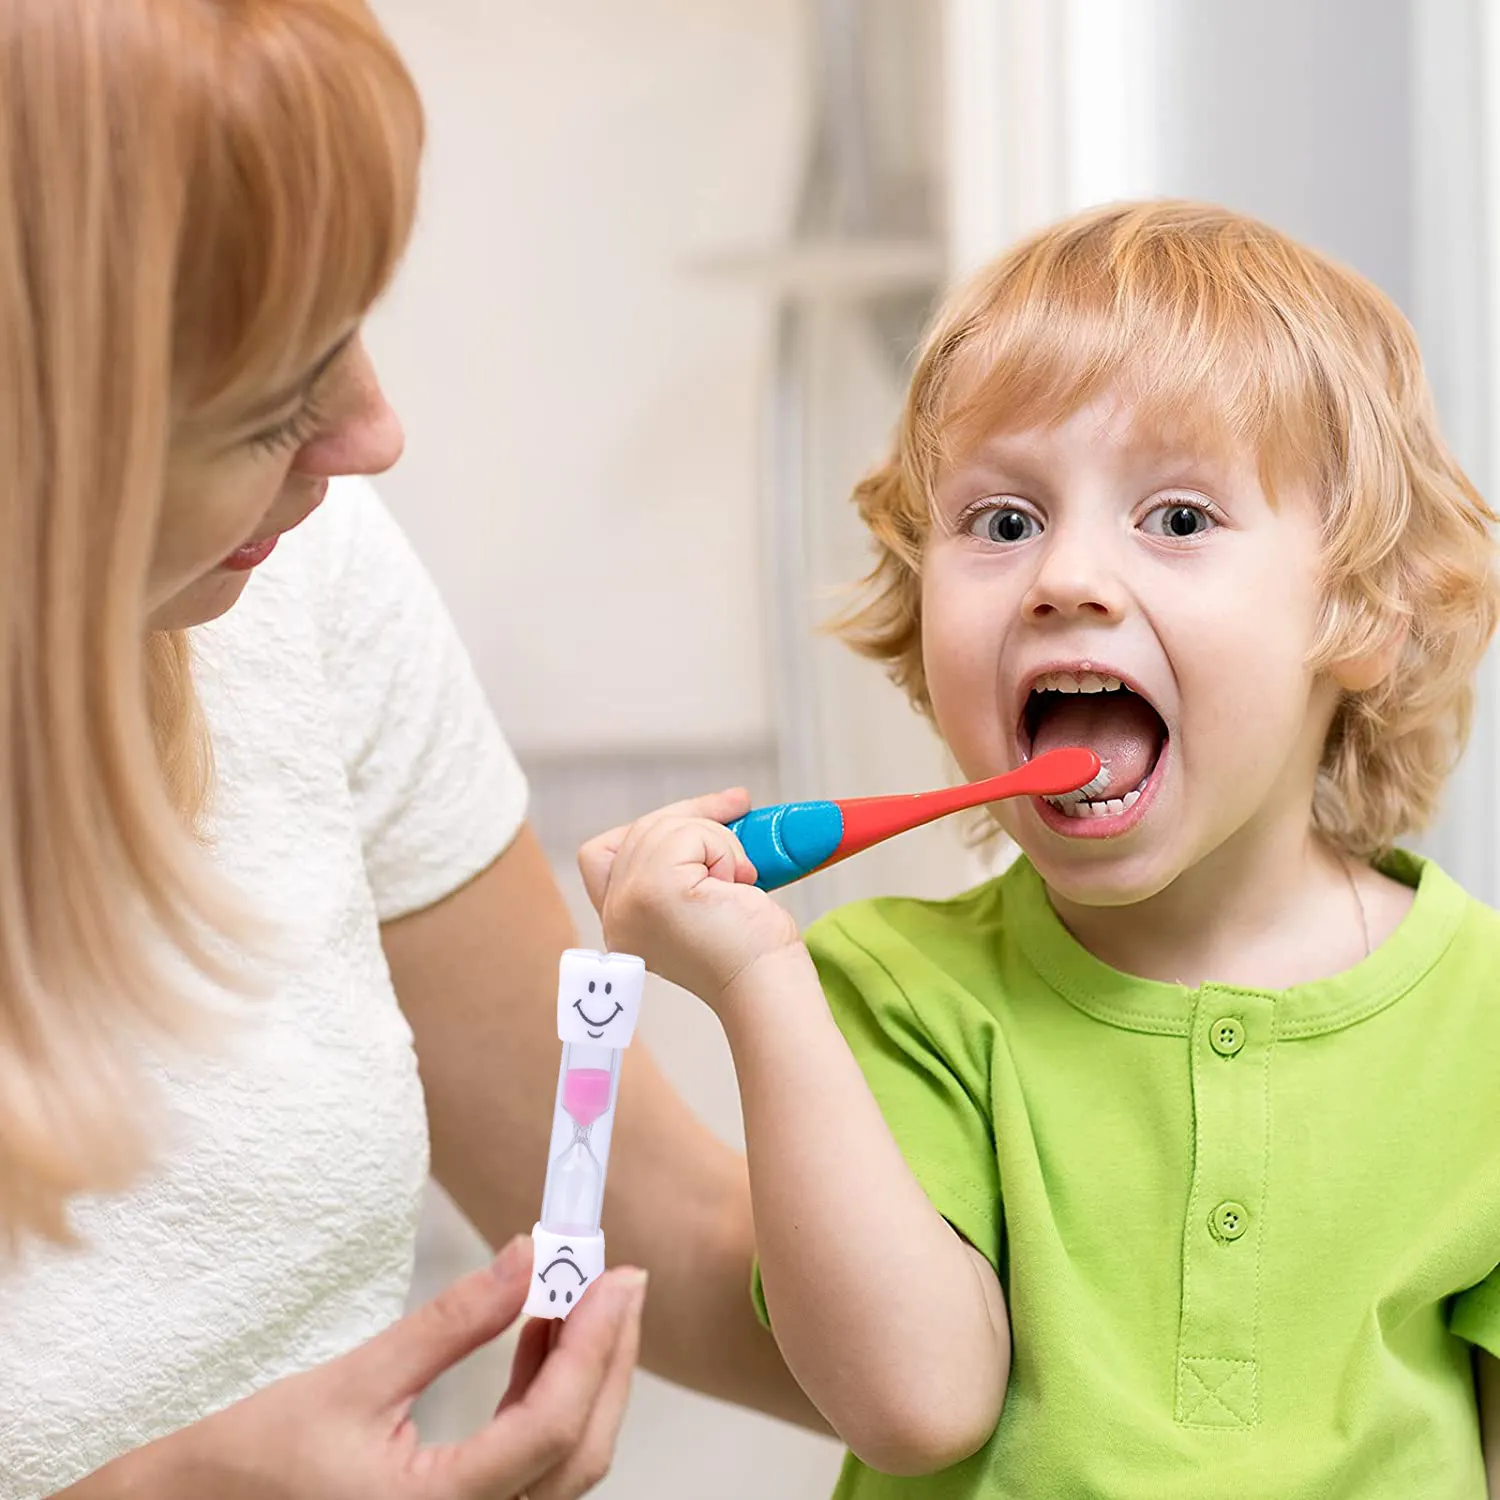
[578,789,802,1010]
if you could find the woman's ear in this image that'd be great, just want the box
[1330,624,1407,693]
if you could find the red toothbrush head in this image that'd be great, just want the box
[828,747,1104,865]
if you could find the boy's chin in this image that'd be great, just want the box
[1010,831,1186,911]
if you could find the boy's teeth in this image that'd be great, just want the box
[1056,788,1142,818]
[1032,670,1124,694]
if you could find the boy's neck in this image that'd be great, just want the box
[1043,817,1413,991]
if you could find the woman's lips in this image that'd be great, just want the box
[219,535,278,571]
[218,481,330,572]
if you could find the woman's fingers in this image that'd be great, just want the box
[350,1236,532,1409]
[495,1317,555,1415]
[444,1268,646,1497]
[528,1270,646,1500]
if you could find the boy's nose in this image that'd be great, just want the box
[1020,534,1127,621]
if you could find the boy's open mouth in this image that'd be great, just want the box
[1021,670,1168,818]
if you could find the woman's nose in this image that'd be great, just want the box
[293,337,405,478]
[1020,527,1127,621]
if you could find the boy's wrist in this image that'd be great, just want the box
[716,941,822,1042]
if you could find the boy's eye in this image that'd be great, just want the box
[1142,502,1216,539]
[969,506,1039,544]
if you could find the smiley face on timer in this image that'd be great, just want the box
[556,949,645,1047]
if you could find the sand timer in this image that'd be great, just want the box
[523,948,645,1320]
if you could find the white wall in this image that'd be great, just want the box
[365,2,804,757]
[1154,0,1413,309]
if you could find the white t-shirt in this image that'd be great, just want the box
[0,478,528,1498]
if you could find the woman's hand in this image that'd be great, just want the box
[66,1236,645,1500]
[578,789,803,1012]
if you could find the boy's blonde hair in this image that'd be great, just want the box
[840,199,1499,859]
[0,0,421,1248]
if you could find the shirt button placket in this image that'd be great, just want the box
[1175,990,1271,1430]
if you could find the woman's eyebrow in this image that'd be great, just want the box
[242,331,356,423]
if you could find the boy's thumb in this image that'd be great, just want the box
[353,1235,533,1405]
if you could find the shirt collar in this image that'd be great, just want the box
[1005,850,1469,1038]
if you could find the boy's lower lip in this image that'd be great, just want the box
[1031,743,1169,839]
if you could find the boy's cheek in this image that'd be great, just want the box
[922,602,1007,695]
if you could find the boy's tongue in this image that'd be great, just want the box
[1031,692,1162,793]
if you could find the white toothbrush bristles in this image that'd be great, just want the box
[1049,765,1112,806]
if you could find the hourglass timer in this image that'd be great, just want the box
[523,948,646,1320]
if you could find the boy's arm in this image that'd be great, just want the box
[718,943,1010,1475]
[1480,1351,1500,1497]
[581,795,1010,1476]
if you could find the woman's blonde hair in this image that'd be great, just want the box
[0,0,421,1248]
[841,199,1500,859]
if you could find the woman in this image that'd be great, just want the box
[0,1,814,1495]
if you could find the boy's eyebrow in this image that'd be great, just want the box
[938,428,1238,498]
[942,432,1055,483]
[240,332,356,424]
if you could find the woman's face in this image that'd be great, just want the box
[149,331,403,630]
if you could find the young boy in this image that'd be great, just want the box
[581,201,1500,1497]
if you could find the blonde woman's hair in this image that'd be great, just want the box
[0,0,422,1249]
[840,199,1500,860]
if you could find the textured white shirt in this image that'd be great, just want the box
[0,478,527,1497]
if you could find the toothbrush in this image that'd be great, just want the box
[726,745,1106,892]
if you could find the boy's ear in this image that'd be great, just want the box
[1330,624,1407,693]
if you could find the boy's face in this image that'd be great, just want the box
[922,392,1341,907]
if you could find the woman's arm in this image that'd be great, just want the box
[380,822,823,1432]
[1481,1351,1499,1498]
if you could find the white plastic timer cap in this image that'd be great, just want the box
[524,1223,606,1320]
[556,949,646,1048]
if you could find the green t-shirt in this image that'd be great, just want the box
[755,852,1500,1498]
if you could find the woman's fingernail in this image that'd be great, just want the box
[617,1268,649,1310]
[493,1235,531,1278]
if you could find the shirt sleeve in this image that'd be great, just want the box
[311,477,529,922]
[1452,1267,1500,1360]
[751,903,1003,1328]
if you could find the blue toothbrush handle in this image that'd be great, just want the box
[726,801,846,892]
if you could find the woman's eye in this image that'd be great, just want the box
[247,398,325,457]
[968,506,1039,544]
[1143,502,1216,539]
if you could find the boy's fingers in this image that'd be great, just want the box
[577,836,621,914]
[445,1269,644,1495]
[351,1236,532,1406]
[688,821,756,887]
[633,816,753,888]
[528,1272,646,1500]
[579,789,753,911]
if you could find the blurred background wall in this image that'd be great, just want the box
[362,3,1500,1495]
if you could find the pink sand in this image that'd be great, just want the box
[562,1067,612,1127]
